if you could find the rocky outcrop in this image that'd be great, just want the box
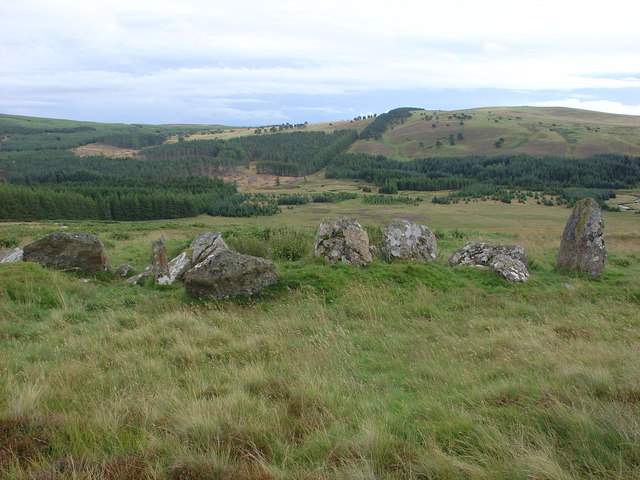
[556,198,605,276]
[152,236,170,284]
[313,217,372,267]
[448,241,529,282]
[0,248,23,263]
[190,232,228,265]
[23,232,109,272]
[382,218,437,262]
[183,249,279,299]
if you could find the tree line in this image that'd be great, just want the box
[326,152,640,190]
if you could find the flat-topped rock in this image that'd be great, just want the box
[448,241,529,283]
[556,198,605,276]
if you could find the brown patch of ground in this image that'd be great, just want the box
[349,140,394,157]
[73,143,139,158]
[218,163,300,190]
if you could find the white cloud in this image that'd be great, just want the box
[534,99,640,116]
[1,0,639,122]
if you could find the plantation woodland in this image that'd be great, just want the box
[1,109,639,221]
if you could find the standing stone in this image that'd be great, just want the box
[0,248,23,263]
[382,218,437,262]
[190,232,229,265]
[448,241,529,283]
[152,236,170,284]
[313,216,372,267]
[23,232,109,272]
[183,249,279,299]
[556,198,605,276]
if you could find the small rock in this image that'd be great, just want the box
[0,248,23,263]
[125,271,152,285]
[115,263,134,278]
[490,254,529,283]
[563,283,575,291]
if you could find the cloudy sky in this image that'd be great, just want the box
[1,0,639,125]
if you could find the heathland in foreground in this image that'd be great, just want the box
[1,196,639,479]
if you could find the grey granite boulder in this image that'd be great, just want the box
[183,249,279,299]
[556,198,605,276]
[382,218,437,262]
[23,232,109,272]
[313,216,372,267]
[448,241,529,282]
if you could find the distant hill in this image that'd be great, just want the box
[347,106,640,160]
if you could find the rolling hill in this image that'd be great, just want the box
[347,106,640,160]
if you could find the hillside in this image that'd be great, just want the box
[348,107,640,160]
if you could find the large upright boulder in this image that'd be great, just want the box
[190,232,228,265]
[23,232,109,272]
[448,241,529,282]
[382,218,437,262]
[556,198,605,276]
[183,249,279,299]
[313,217,372,267]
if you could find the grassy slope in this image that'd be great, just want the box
[1,198,639,479]
[349,107,640,160]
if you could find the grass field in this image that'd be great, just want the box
[1,196,639,479]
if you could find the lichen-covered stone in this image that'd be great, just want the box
[183,249,279,299]
[448,241,529,283]
[382,218,437,262]
[23,232,109,272]
[313,217,372,267]
[556,198,605,276]
[490,254,529,283]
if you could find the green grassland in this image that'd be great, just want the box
[2,197,639,479]
[349,107,640,160]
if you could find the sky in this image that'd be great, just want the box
[1,0,639,125]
